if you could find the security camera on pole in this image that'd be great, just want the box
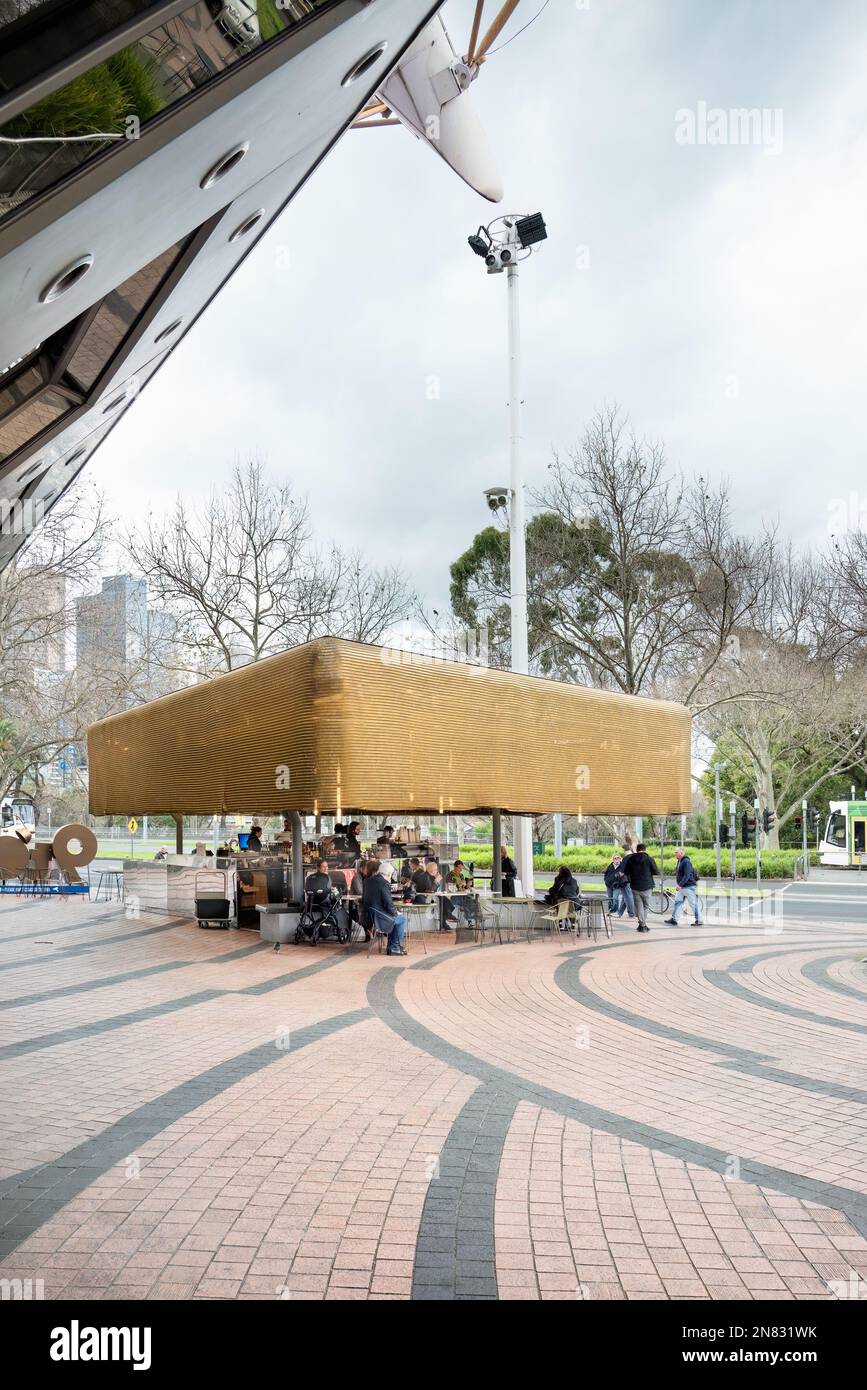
[469,212,548,899]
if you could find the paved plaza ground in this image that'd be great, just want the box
[0,895,865,1302]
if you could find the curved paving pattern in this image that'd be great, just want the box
[0,898,865,1300]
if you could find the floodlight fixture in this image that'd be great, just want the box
[515,212,547,248]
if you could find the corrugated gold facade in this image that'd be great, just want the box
[87,638,692,816]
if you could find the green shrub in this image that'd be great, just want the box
[257,0,286,41]
[3,48,163,138]
[459,843,815,879]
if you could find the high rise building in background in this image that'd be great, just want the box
[75,573,147,671]
[16,567,67,672]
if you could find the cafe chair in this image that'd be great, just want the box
[368,907,396,957]
[400,902,429,954]
[540,897,579,943]
[475,897,502,946]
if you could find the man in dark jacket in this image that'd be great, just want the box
[665,847,703,926]
[410,861,437,903]
[620,843,659,932]
[361,859,406,955]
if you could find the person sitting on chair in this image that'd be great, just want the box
[543,865,581,906]
[361,859,406,955]
[410,859,436,903]
[446,860,475,926]
[305,859,333,901]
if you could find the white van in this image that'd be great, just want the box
[214,1,261,46]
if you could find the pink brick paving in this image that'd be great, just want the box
[0,896,865,1300]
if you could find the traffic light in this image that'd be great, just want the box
[719,822,729,846]
[741,813,753,846]
[762,809,775,834]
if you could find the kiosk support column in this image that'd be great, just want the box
[290,812,304,902]
[492,809,503,892]
[173,815,183,855]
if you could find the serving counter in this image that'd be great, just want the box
[122,854,288,919]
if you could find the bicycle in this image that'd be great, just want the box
[649,884,672,915]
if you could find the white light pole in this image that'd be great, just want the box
[713,762,727,886]
[469,213,547,899]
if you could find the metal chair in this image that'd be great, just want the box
[475,896,502,945]
[369,907,403,957]
[539,896,579,943]
[403,902,430,955]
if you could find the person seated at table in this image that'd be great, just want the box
[305,859,334,902]
[153,846,169,861]
[401,856,419,884]
[246,824,263,852]
[447,861,469,891]
[361,859,406,955]
[377,859,397,885]
[445,860,475,925]
[543,865,582,907]
[340,865,367,940]
[410,860,437,903]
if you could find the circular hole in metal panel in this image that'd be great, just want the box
[154,318,183,344]
[229,208,265,242]
[341,43,388,87]
[17,458,44,483]
[39,254,94,304]
[200,142,250,190]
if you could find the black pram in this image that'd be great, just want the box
[295,885,346,944]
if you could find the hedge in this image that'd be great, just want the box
[458,844,816,879]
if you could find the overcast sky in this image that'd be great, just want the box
[91,0,867,611]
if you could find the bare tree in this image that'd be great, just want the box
[0,481,139,801]
[526,406,774,702]
[126,458,414,678]
[332,549,416,644]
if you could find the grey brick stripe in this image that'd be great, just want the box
[412,1085,516,1301]
[367,962,867,1245]
[0,1007,372,1259]
[0,949,352,1058]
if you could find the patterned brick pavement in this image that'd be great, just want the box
[0,897,865,1301]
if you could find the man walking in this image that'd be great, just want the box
[620,842,659,933]
[665,847,704,926]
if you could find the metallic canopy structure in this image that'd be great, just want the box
[87,637,692,817]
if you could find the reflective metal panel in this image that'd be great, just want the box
[87,638,694,817]
[0,0,341,218]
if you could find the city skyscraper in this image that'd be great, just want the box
[75,573,147,672]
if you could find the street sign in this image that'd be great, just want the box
[127,817,138,834]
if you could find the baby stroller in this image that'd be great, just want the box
[294,887,346,945]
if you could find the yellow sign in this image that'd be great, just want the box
[127,817,138,833]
